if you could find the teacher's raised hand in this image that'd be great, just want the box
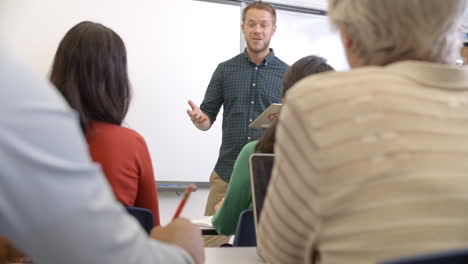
[187,100,211,131]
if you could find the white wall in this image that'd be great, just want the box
[271,9,348,70]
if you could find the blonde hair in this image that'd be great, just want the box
[242,1,276,25]
[328,0,468,65]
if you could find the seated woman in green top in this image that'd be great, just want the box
[211,55,335,236]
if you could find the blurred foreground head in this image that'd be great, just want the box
[328,0,468,67]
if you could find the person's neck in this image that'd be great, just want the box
[246,48,271,66]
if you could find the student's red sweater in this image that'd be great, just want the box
[86,121,160,226]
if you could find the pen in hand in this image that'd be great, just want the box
[172,184,195,221]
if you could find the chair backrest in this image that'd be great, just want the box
[381,249,468,264]
[233,209,256,247]
[125,206,154,234]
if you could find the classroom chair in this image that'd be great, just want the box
[381,248,468,264]
[125,206,154,234]
[232,209,256,247]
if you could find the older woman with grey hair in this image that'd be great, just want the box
[258,1,468,264]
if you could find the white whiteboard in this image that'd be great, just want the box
[0,0,346,183]
[271,9,348,70]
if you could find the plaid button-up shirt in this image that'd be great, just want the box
[200,49,289,182]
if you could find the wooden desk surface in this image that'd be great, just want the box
[205,247,264,264]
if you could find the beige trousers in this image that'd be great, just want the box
[203,171,231,247]
[204,171,229,216]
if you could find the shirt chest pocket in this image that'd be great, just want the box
[256,72,282,104]
[260,86,281,104]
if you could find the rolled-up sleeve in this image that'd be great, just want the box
[200,64,224,124]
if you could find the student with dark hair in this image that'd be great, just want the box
[211,55,334,235]
[0,43,204,263]
[49,21,160,226]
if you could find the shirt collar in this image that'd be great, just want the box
[386,61,468,90]
[243,48,276,66]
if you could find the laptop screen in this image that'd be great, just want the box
[249,153,275,224]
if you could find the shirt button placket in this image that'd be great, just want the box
[248,65,259,142]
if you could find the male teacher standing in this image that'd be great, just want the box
[187,1,288,216]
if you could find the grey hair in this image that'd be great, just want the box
[328,0,468,65]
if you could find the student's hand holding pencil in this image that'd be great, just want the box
[151,218,205,264]
[150,185,204,264]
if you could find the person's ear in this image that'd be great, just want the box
[339,26,353,50]
[272,24,277,35]
[241,23,246,35]
[338,25,362,68]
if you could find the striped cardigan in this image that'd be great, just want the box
[258,61,468,264]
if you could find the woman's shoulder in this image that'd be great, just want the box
[241,140,258,154]
[234,141,259,163]
[87,121,147,146]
